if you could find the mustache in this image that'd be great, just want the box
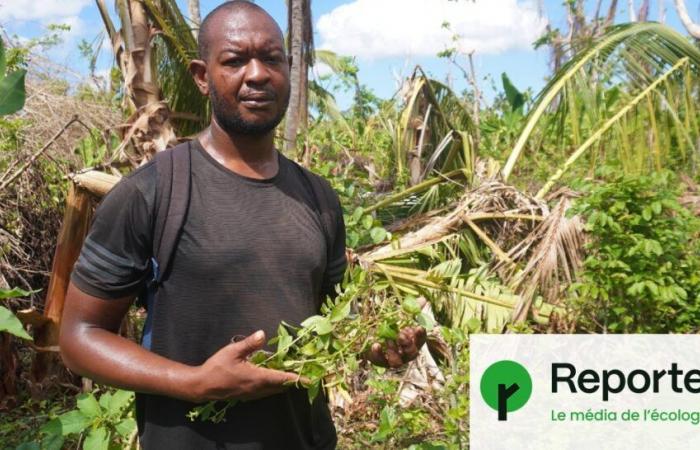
[238,89,277,101]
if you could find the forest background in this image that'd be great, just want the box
[3,0,700,448]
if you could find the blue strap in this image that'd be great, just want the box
[140,257,160,350]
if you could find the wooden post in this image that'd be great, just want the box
[32,184,94,381]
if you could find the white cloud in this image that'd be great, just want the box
[312,62,334,78]
[317,0,547,59]
[0,0,91,22]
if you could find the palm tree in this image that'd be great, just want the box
[95,0,205,163]
[188,0,201,36]
[674,0,700,38]
[283,0,314,154]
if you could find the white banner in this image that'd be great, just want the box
[470,335,700,450]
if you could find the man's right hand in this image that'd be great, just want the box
[192,330,301,403]
[60,284,299,405]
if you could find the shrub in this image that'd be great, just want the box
[570,169,700,333]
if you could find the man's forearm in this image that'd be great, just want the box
[59,283,202,402]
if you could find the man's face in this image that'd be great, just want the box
[202,10,290,136]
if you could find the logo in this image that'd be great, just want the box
[480,360,532,420]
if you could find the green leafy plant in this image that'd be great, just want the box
[189,268,431,423]
[0,37,27,116]
[37,389,137,450]
[571,169,700,332]
[0,287,36,340]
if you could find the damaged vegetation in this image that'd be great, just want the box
[2,0,700,448]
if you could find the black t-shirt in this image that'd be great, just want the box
[71,140,347,449]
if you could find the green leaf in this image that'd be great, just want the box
[377,406,397,439]
[83,426,110,450]
[56,410,90,435]
[466,318,481,333]
[301,315,323,329]
[0,305,32,340]
[307,380,321,403]
[329,300,351,323]
[314,317,333,335]
[401,297,421,315]
[0,69,26,115]
[77,393,102,418]
[301,362,326,381]
[249,350,269,365]
[351,207,363,222]
[15,443,40,450]
[377,321,399,341]
[416,312,435,331]
[97,391,112,411]
[107,390,134,416]
[362,214,374,230]
[40,418,62,436]
[0,287,36,299]
[41,433,64,450]
[501,72,525,112]
[277,334,292,356]
[370,227,387,244]
[115,418,136,438]
[300,341,318,356]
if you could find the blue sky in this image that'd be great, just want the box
[0,1,694,108]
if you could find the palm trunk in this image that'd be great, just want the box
[284,0,304,153]
[659,0,666,23]
[628,0,637,21]
[189,0,201,38]
[102,0,176,160]
[604,0,619,28]
[675,0,700,38]
[284,0,313,154]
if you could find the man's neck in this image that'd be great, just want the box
[198,121,279,180]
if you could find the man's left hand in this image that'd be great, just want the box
[365,326,427,368]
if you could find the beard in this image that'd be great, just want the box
[209,82,290,136]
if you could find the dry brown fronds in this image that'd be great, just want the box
[501,196,585,322]
[361,180,547,263]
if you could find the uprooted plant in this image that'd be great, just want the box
[188,267,434,423]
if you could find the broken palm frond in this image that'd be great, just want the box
[498,196,585,323]
[502,23,700,185]
[364,181,547,262]
[363,168,470,215]
[395,67,475,185]
[358,180,562,331]
[536,57,692,198]
[112,101,178,166]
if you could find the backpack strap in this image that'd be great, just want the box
[141,142,191,350]
[152,141,192,284]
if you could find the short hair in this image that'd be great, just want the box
[197,1,278,61]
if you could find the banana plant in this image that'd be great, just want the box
[0,38,26,116]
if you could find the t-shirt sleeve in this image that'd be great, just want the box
[321,191,347,299]
[70,177,152,300]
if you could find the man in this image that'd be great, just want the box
[59,2,425,449]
